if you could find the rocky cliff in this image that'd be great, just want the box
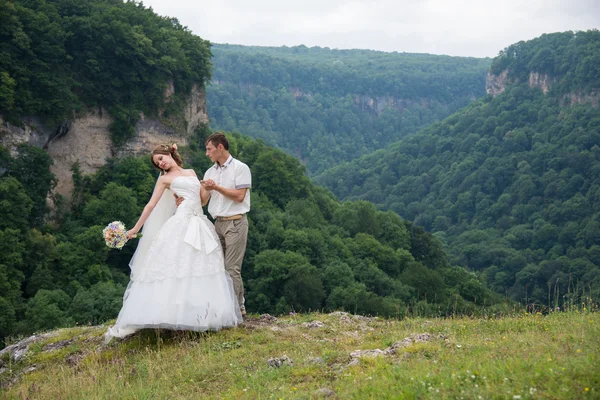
[486,70,599,106]
[0,85,208,197]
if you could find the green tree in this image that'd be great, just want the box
[8,144,56,226]
[82,182,140,227]
[70,282,124,325]
[25,289,73,332]
[0,177,33,230]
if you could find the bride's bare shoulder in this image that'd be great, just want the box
[156,174,170,185]
[185,169,198,177]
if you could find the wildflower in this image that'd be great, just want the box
[577,349,582,353]
[585,388,589,392]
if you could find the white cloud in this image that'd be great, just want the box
[141,0,600,57]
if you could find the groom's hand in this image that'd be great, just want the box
[201,179,217,191]
[174,193,184,207]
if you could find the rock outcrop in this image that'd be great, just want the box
[528,72,554,94]
[0,85,208,197]
[485,70,510,96]
[486,69,599,108]
[353,94,417,115]
[563,90,600,107]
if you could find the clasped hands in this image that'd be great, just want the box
[174,179,216,206]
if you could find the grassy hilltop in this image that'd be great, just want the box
[1,310,599,399]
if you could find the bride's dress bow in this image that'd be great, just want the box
[183,210,219,254]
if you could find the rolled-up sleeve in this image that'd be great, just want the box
[235,164,252,189]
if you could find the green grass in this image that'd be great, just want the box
[1,311,599,399]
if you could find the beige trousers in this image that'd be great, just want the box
[214,215,248,310]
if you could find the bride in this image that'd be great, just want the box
[105,144,242,342]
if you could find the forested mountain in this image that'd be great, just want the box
[0,0,497,349]
[207,44,491,173]
[0,0,211,144]
[317,31,600,306]
[0,128,501,347]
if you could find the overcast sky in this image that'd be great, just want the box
[141,0,600,58]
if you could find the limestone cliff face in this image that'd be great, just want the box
[0,84,208,197]
[485,70,510,96]
[563,90,600,107]
[528,72,554,94]
[486,69,599,107]
[351,95,440,115]
[486,70,554,95]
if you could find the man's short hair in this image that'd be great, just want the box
[206,132,229,150]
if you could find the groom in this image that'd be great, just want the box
[177,132,251,317]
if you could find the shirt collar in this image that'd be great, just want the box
[214,155,234,169]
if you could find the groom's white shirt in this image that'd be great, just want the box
[203,155,251,218]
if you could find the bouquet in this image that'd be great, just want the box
[102,221,139,250]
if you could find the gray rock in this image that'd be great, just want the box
[315,388,336,397]
[388,332,432,353]
[328,311,349,318]
[12,347,29,362]
[0,332,57,362]
[259,314,278,323]
[42,339,72,352]
[308,357,325,365]
[267,355,294,368]
[347,358,361,366]
[352,315,377,322]
[302,320,325,329]
[23,365,37,373]
[350,349,387,359]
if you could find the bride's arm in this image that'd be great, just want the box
[200,185,210,206]
[127,177,168,238]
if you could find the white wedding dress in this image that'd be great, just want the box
[105,176,242,342]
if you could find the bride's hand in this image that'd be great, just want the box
[126,229,138,240]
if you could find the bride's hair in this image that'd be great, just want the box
[151,144,183,171]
